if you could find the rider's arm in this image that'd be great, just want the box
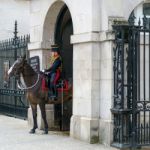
[45,58,61,73]
[50,58,61,72]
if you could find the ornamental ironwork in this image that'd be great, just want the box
[112,13,150,149]
[0,21,30,119]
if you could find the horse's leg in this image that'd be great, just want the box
[39,103,48,134]
[29,104,38,134]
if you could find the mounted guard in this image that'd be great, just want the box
[44,44,62,100]
[6,55,72,134]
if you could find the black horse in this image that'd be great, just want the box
[7,56,72,134]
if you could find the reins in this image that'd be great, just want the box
[17,73,40,91]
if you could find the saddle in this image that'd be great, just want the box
[41,75,69,93]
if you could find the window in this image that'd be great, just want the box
[143,3,150,15]
[143,3,150,29]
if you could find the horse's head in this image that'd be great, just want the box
[7,55,26,79]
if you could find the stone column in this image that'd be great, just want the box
[99,31,114,145]
[98,17,117,145]
[70,29,115,145]
[70,32,100,143]
[27,41,55,130]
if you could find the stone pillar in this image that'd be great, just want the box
[70,30,115,145]
[70,32,100,143]
[98,22,115,145]
[27,41,55,130]
[99,37,114,145]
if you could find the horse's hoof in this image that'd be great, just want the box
[29,129,35,134]
[44,128,48,134]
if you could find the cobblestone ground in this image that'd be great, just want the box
[0,115,118,150]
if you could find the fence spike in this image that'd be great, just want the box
[143,14,147,29]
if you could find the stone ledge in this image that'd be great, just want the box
[29,31,115,50]
[99,31,115,42]
[71,32,100,44]
[71,31,115,44]
[28,41,52,51]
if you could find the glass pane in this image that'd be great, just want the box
[143,3,150,16]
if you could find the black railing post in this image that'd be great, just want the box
[111,24,131,149]
[14,20,18,60]
[13,21,18,117]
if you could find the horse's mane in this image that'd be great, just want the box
[23,61,37,76]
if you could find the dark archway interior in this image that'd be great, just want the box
[55,5,73,80]
[54,5,73,131]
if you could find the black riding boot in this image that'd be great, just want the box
[50,84,57,100]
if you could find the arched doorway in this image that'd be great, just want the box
[55,5,73,79]
[54,5,73,131]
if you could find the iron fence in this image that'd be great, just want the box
[112,14,150,149]
[0,21,30,119]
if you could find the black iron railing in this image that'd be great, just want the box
[0,21,30,119]
[112,14,150,149]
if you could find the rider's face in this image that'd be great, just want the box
[52,52,55,57]
[52,52,58,57]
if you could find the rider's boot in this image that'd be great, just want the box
[49,85,57,101]
[48,90,51,98]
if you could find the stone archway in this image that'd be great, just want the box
[123,0,145,19]
[42,1,73,131]
[128,1,150,25]
[29,0,100,143]
[43,1,72,45]
[55,5,73,80]
[54,5,73,131]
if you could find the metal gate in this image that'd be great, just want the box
[0,21,30,119]
[112,14,150,149]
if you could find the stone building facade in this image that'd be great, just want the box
[1,0,150,148]
[28,0,150,147]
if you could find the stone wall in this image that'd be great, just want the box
[28,0,146,147]
[0,0,147,147]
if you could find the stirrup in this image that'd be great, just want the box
[48,91,51,98]
[50,95,57,101]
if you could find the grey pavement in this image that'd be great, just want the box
[0,114,118,150]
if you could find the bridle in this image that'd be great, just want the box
[8,57,41,91]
